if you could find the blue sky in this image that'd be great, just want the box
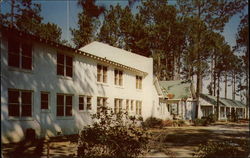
[1,0,248,48]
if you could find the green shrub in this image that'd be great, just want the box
[77,106,149,158]
[177,120,186,126]
[194,140,249,158]
[195,114,217,126]
[194,118,208,126]
[141,117,163,128]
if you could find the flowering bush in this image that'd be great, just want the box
[77,106,150,158]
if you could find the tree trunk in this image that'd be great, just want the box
[11,0,15,27]
[246,40,249,119]
[217,72,220,120]
[225,72,227,99]
[233,72,236,100]
[211,55,214,95]
[213,57,217,96]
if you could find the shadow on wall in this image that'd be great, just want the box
[1,43,107,143]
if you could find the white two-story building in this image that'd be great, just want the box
[1,27,162,143]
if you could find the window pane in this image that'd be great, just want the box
[66,107,72,116]
[103,66,107,83]
[87,97,91,110]
[8,39,20,54]
[57,65,64,75]
[9,104,20,116]
[41,93,48,101]
[57,53,64,65]
[79,96,84,110]
[66,66,72,77]
[66,56,72,67]
[66,96,72,105]
[21,56,32,70]
[21,91,32,104]
[22,44,32,57]
[57,95,64,105]
[8,90,19,103]
[57,106,64,116]
[41,93,49,109]
[8,53,20,67]
[21,104,32,117]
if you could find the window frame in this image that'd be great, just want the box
[56,93,73,117]
[114,98,123,114]
[97,64,108,83]
[8,89,33,118]
[97,97,107,113]
[114,69,123,86]
[57,53,73,78]
[136,76,142,89]
[8,39,33,70]
[41,92,50,111]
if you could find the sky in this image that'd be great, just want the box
[1,0,248,101]
[1,0,247,47]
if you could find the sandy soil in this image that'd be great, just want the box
[2,121,249,158]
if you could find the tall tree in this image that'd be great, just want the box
[71,0,104,48]
[176,0,247,118]
[235,14,249,118]
[1,0,64,43]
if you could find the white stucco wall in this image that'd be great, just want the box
[1,35,156,143]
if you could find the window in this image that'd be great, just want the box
[97,64,107,83]
[8,39,32,70]
[126,99,130,112]
[41,92,49,110]
[130,100,134,111]
[79,96,84,110]
[8,89,32,117]
[87,96,92,110]
[114,69,123,86]
[57,94,73,116]
[57,53,73,77]
[114,98,122,114]
[97,97,107,113]
[136,101,142,115]
[136,76,142,89]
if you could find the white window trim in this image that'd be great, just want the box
[56,93,74,118]
[8,89,34,120]
[8,39,34,71]
[41,91,51,112]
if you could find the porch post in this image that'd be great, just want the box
[224,106,226,119]
[212,105,215,114]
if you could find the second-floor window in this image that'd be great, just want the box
[136,76,142,89]
[57,53,73,77]
[114,69,123,86]
[8,39,32,70]
[97,64,107,83]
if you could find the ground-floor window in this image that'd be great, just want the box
[136,101,142,115]
[201,106,213,117]
[97,97,107,113]
[57,94,73,116]
[79,95,92,111]
[114,98,122,114]
[8,89,32,117]
[41,92,49,110]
